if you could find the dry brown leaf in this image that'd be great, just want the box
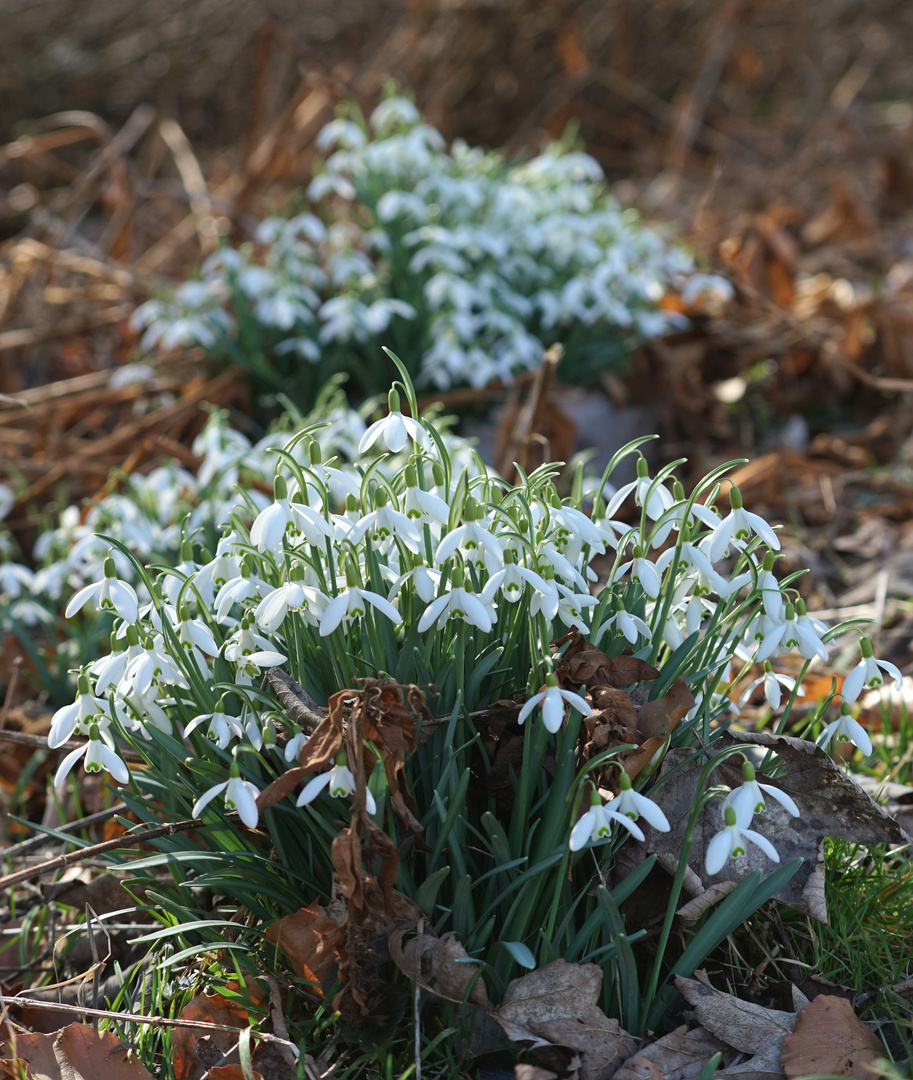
[0,1024,155,1080]
[495,960,637,1080]
[171,993,249,1080]
[388,929,490,1008]
[675,972,796,1055]
[613,1024,729,1079]
[638,677,695,741]
[780,995,883,1079]
[265,903,343,994]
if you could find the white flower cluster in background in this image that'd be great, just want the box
[130,96,711,397]
[38,367,900,877]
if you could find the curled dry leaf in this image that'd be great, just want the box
[388,928,490,1008]
[612,1024,730,1080]
[675,971,795,1067]
[265,903,343,995]
[172,992,250,1080]
[0,1024,155,1080]
[495,959,637,1080]
[780,995,883,1079]
[676,880,739,925]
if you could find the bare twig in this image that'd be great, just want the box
[0,816,220,891]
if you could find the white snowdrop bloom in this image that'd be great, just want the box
[754,552,786,621]
[319,576,401,637]
[65,552,139,623]
[481,558,550,606]
[616,546,662,600]
[655,533,728,598]
[819,702,873,757]
[48,672,113,749]
[840,636,903,705]
[222,617,287,678]
[705,804,780,876]
[214,558,270,624]
[546,502,606,556]
[724,759,800,830]
[297,756,377,814]
[594,600,652,647]
[613,771,671,833]
[54,722,130,790]
[417,579,495,634]
[606,457,676,525]
[517,675,592,735]
[192,765,261,829]
[184,703,246,749]
[350,494,423,554]
[249,475,333,552]
[554,583,599,632]
[121,637,187,698]
[388,559,441,605]
[434,500,504,573]
[256,579,329,633]
[709,486,780,562]
[0,562,34,599]
[738,662,803,712]
[358,390,428,455]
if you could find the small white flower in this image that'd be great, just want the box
[570,784,650,850]
[709,486,780,561]
[705,803,780,876]
[417,581,495,633]
[192,765,261,829]
[819,703,873,757]
[319,582,401,637]
[724,760,800,829]
[297,757,377,814]
[184,703,245,749]
[517,676,592,735]
[612,771,671,833]
[841,636,903,705]
[594,602,651,647]
[48,672,112,748]
[65,552,139,623]
[616,546,662,600]
[738,663,803,712]
[358,389,427,455]
[54,722,130,789]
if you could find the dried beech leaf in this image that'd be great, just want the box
[613,1024,729,1080]
[0,1025,155,1080]
[638,677,695,740]
[389,929,489,1007]
[495,960,637,1080]
[265,903,343,994]
[171,993,249,1079]
[675,972,795,1054]
[676,881,739,925]
[607,656,661,688]
[781,995,882,1079]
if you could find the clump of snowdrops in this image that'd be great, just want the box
[130,96,725,411]
[46,354,899,1037]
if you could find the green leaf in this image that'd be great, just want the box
[501,940,537,969]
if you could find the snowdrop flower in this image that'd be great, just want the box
[284,731,309,763]
[709,486,780,562]
[402,464,450,525]
[616,546,662,600]
[122,636,186,698]
[434,497,504,572]
[65,551,139,623]
[184,700,246,749]
[249,474,333,553]
[840,636,903,705]
[297,752,377,814]
[214,555,269,623]
[738,661,803,712]
[724,759,800,829]
[319,563,402,637]
[607,457,675,526]
[350,488,423,553]
[819,702,873,757]
[255,567,329,633]
[754,551,786,621]
[517,673,592,735]
[54,722,130,789]
[481,551,549,605]
[192,760,261,829]
[358,389,427,454]
[223,615,287,677]
[388,555,441,604]
[655,527,728,597]
[417,564,496,633]
[612,770,671,832]
[594,597,652,647]
[570,785,647,850]
[48,672,113,748]
[0,562,34,599]
[554,583,599,632]
[705,803,780,876]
